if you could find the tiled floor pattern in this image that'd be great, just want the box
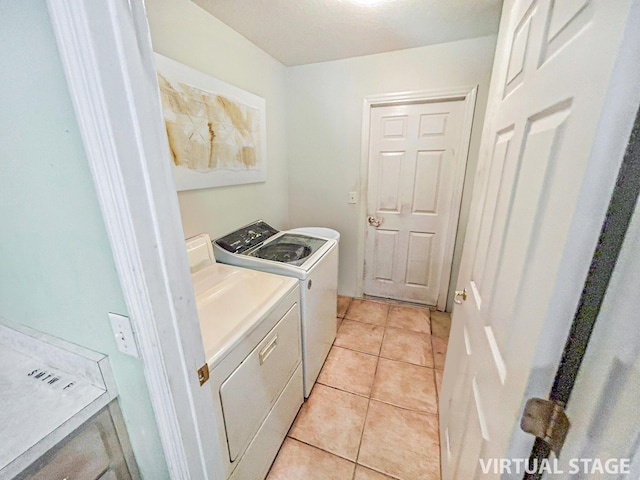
[267,296,451,480]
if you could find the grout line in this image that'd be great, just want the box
[354,307,386,466]
[341,316,432,334]
[367,396,439,417]
[329,344,379,359]
[312,382,371,401]
[377,352,436,369]
[284,436,357,465]
[333,344,381,357]
[353,346,380,467]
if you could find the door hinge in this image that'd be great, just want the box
[520,398,570,456]
[197,363,210,386]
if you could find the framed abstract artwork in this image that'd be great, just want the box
[155,53,266,191]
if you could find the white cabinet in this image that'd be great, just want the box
[16,403,137,480]
[0,319,138,480]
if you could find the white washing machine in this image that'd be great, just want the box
[213,220,338,397]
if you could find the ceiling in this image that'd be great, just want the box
[192,0,504,66]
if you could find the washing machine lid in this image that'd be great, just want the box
[246,233,328,266]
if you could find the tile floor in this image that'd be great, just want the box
[267,296,451,480]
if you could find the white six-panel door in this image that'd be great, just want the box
[364,100,466,306]
[439,0,636,478]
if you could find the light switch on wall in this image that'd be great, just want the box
[348,191,358,204]
[108,313,139,358]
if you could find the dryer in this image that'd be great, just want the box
[186,234,302,479]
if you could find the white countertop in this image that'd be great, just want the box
[0,320,116,478]
[191,263,298,368]
[0,345,105,472]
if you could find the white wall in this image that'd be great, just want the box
[0,2,168,477]
[286,36,497,309]
[145,0,290,239]
[145,0,497,309]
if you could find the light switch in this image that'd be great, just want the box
[348,191,358,204]
[108,313,139,358]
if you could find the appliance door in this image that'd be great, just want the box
[248,234,328,266]
[219,304,301,462]
[300,244,338,397]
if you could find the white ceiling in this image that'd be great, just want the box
[192,0,503,66]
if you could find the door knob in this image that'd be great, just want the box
[367,216,382,227]
[454,288,467,304]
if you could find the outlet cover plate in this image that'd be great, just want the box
[108,313,139,358]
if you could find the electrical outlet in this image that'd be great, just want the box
[348,191,358,204]
[108,313,139,358]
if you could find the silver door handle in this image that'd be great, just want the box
[454,288,468,304]
[367,216,382,227]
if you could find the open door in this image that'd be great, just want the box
[439,0,640,478]
[47,1,224,478]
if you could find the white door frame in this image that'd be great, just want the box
[46,1,223,478]
[356,87,478,311]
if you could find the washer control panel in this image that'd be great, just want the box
[215,220,279,254]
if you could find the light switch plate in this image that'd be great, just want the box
[348,191,358,204]
[108,313,139,358]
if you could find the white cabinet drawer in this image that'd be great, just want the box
[220,304,301,462]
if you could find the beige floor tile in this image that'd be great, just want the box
[337,295,353,318]
[432,336,448,370]
[380,327,434,367]
[335,319,385,355]
[358,401,441,480]
[267,438,355,480]
[355,465,399,480]
[289,384,368,461]
[345,299,389,326]
[337,316,343,332]
[431,311,451,339]
[435,370,443,400]
[363,295,424,308]
[387,305,431,333]
[371,358,437,414]
[317,346,378,397]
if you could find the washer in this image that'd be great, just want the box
[213,220,338,397]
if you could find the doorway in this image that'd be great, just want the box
[360,88,477,310]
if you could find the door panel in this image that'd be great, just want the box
[406,232,433,286]
[419,113,449,136]
[470,127,514,303]
[364,100,466,306]
[489,102,572,349]
[376,152,403,213]
[372,229,398,282]
[439,0,635,478]
[413,151,443,214]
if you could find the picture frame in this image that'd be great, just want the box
[154,53,267,191]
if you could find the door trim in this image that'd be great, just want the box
[46,1,224,478]
[356,86,478,310]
